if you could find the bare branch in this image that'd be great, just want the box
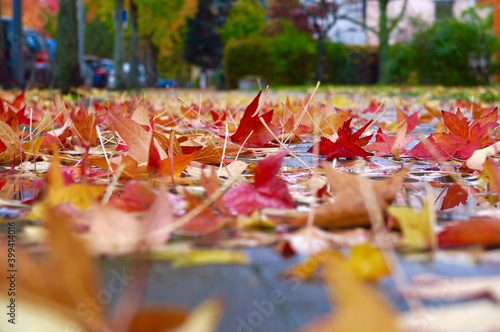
[337,14,378,34]
[388,0,409,32]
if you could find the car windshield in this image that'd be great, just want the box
[26,33,42,52]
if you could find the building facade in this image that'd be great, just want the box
[329,0,484,45]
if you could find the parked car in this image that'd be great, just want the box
[84,56,110,88]
[1,18,35,88]
[108,62,146,89]
[24,28,52,88]
[122,62,146,88]
[157,78,177,88]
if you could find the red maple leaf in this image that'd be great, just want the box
[308,118,373,159]
[440,183,468,210]
[223,151,295,215]
[230,91,281,148]
[363,100,383,113]
[406,109,498,160]
[365,123,416,158]
[395,106,419,134]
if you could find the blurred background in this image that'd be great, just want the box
[0,0,498,91]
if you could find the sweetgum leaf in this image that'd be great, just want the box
[230,91,280,148]
[223,151,294,215]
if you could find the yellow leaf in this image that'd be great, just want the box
[296,254,399,332]
[283,249,340,281]
[237,210,276,230]
[388,201,435,250]
[171,249,249,268]
[28,154,104,221]
[283,243,390,282]
[21,136,45,161]
[146,247,249,268]
[344,243,390,281]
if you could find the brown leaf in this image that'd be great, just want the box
[127,305,188,332]
[0,207,107,331]
[288,165,407,228]
[0,120,20,163]
[109,111,152,164]
[438,218,500,247]
[201,167,226,213]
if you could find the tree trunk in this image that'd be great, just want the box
[55,0,82,90]
[316,34,326,82]
[378,0,390,84]
[144,36,158,87]
[129,0,140,90]
[114,0,125,90]
[0,3,13,88]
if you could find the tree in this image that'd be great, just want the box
[54,0,82,90]
[183,0,234,87]
[87,0,197,87]
[219,0,267,44]
[135,0,197,86]
[0,3,12,88]
[1,0,59,33]
[84,15,114,59]
[129,0,140,89]
[114,0,125,90]
[269,0,339,82]
[338,0,408,84]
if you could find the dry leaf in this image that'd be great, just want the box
[388,201,435,250]
[295,254,399,332]
[289,165,407,228]
[0,120,20,163]
[28,154,105,221]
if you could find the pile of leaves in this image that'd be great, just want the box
[1,87,500,331]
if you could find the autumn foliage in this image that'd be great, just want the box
[1,87,500,331]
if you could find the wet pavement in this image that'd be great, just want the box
[100,247,500,332]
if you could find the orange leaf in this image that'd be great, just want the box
[109,111,152,164]
[0,120,20,163]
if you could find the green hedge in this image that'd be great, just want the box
[326,44,378,84]
[224,39,379,88]
[390,9,500,85]
[223,34,315,88]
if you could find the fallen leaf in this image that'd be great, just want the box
[28,154,105,221]
[0,207,108,331]
[438,218,500,247]
[230,91,281,148]
[148,135,195,178]
[295,254,399,332]
[289,165,407,228]
[223,151,295,215]
[388,200,435,250]
[440,183,469,210]
[466,141,500,170]
[308,118,373,159]
[172,297,224,332]
[283,243,389,282]
[365,124,415,158]
[88,188,174,255]
[128,305,188,332]
[109,111,152,164]
[0,119,20,163]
